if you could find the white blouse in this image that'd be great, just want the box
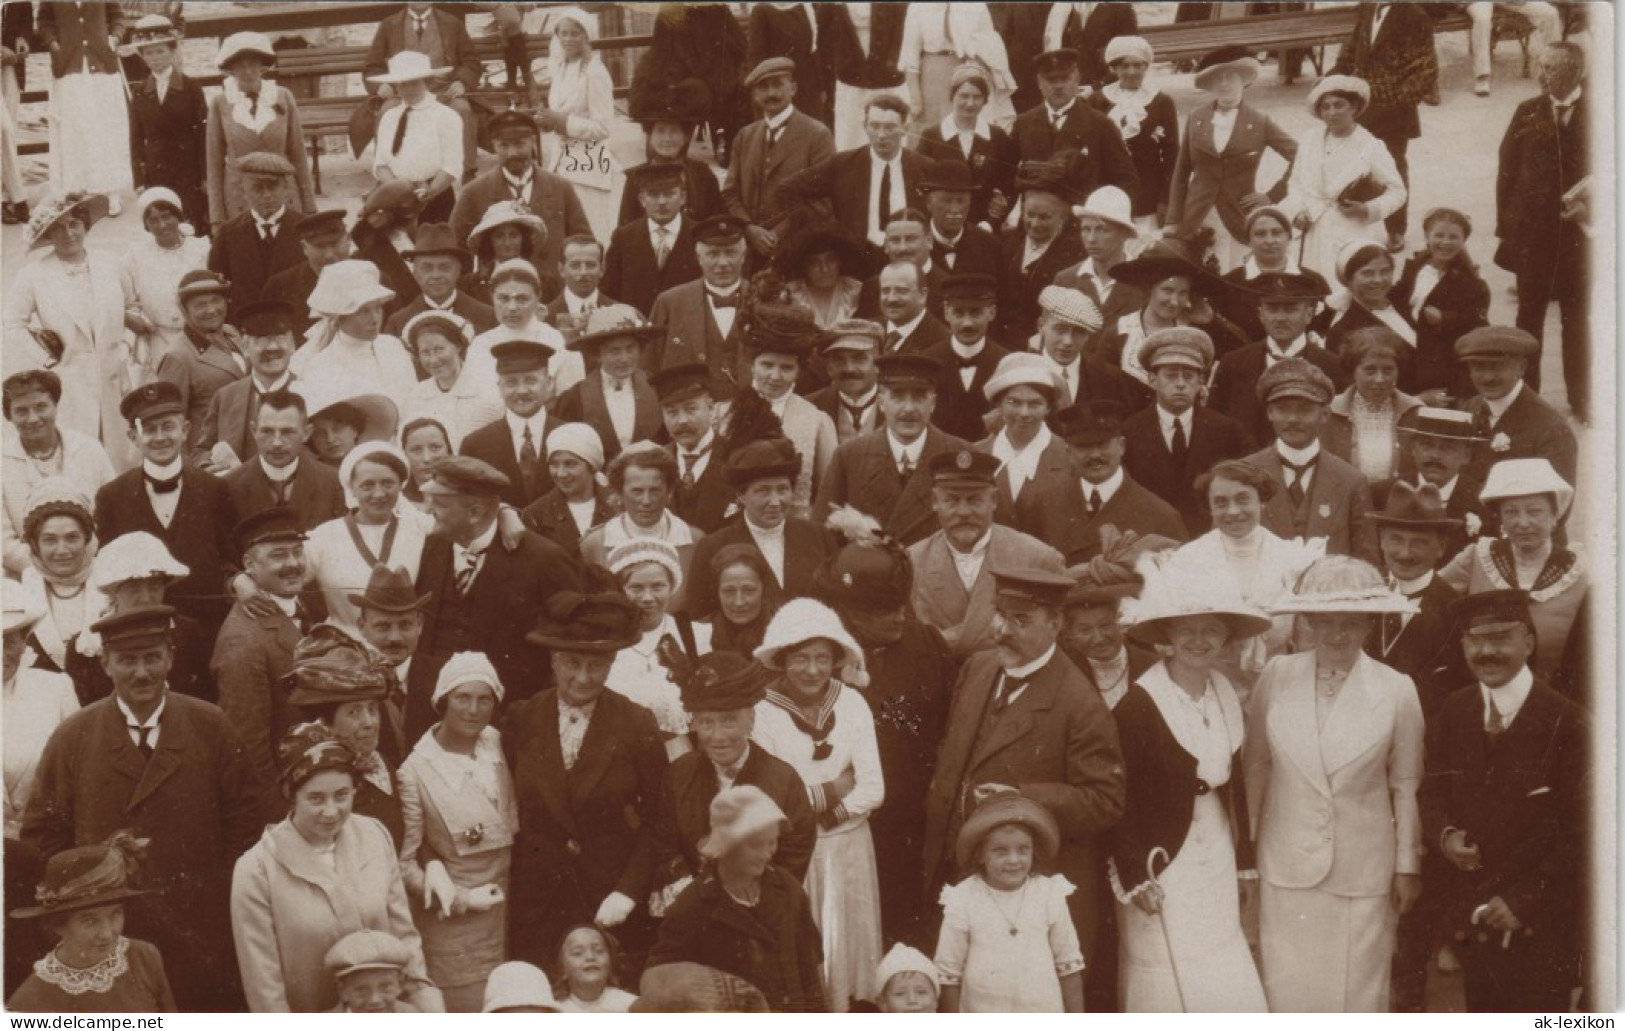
[303,507,433,630]
[752,683,885,833]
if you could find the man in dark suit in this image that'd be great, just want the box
[222,389,346,531]
[384,222,495,339]
[853,209,948,321]
[1032,401,1187,565]
[1419,590,1589,1012]
[773,92,934,252]
[211,506,318,817]
[723,56,836,258]
[648,215,751,394]
[552,305,664,461]
[999,164,1087,343]
[351,564,432,759]
[260,210,353,336]
[815,353,967,546]
[1494,42,1588,412]
[922,567,1126,961]
[191,300,298,471]
[94,382,235,631]
[22,606,264,1012]
[1208,271,1346,445]
[1035,286,1151,413]
[923,160,1004,287]
[1122,327,1256,533]
[808,320,885,444]
[207,152,304,318]
[1330,2,1438,248]
[1454,327,1578,489]
[1055,186,1146,335]
[504,594,669,965]
[125,17,209,231]
[685,440,835,618]
[1378,405,1487,557]
[653,363,732,533]
[1242,359,1376,561]
[460,340,564,509]
[925,273,1009,442]
[1010,49,1138,198]
[450,109,591,277]
[363,1,484,180]
[414,457,583,709]
[1046,0,1140,90]
[875,261,952,356]
[603,163,704,317]
[546,235,621,347]
[1364,482,1466,717]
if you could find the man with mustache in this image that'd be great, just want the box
[459,340,563,509]
[1029,400,1185,565]
[1419,589,1590,1012]
[922,274,1010,443]
[906,448,1064,658]
[191,300,299,471]
[449,109,590,278]
[808,320,885,444]
[1374,406,1488,559]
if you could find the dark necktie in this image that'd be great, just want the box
[1283,457,1316,507]
[897,453,914,480]
[145,471,181,494]
[764,123,784,173]
[654,225,671,269]
[1556,102,1573,128]
[507,175,531,202]
[411,14,427,43]
[1486,697,1506,737]
[130,725,154,760]
[455,547,482,595]
[989,671,1028,719]
[841,400,871,432]
[520,425,544,497]
[271,475,292,506]
[244,89,260,117]
[680,444,710,489]
[1050,108,1066,132]
[1170,418,1188,466]
[1087,488,1103,516]
[391,104,411,156]
[877,162,893,232]
[708,291,738,309]
[883,328,902,353]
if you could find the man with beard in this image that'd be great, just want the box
[923,273,1010,442]
[450,109,591,277]
[1420,590,1589,1012]
[156,270,246,430]
[191,300,299,471]
[922,566,1126,970]
[259,210,354,336]
[907,449,1064,658]
[222,390,346,531]
[815,353,967,546]
[808,320,884,444]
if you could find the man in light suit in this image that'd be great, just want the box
[156,270,246,431]
[222,390,346,532]
[206,152,304,319]
[807,320,885,445]
[648,215,751,395]
[773,93,934,252]
[1242,358,1376,561]
[815,353,967,547]
[1009,49,1137,198]
[1454,326,1578,489]
[923,274,1010,443]
[723,56,836,258]
[602,163,704,316]
[1121,327,1256,534]
[907,449,1066,658]
[922,566,1126,962]
[1030,400,1186,565]
[190,300,298,471]
[1419,590,1589,1012]
[450,109,591,278]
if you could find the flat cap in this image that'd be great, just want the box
[325,930,413,980]
[928,448,1000,487]
[1450,588,1534,636]
[119,380,185,425]
[233,506,306,553]
[940,272,998,305]
[693,214,746,246]
[1038,285,1103,331]
[234,151,297,179]
[821,319,883,353]
[491,338,555,374]
[1256,356,1334,406]
[420,456,512,498]
[1454,326,1539,362]
[744,56,796,89]
[651,362,715,404]
[991,567,1074,610]
[876,352,942,390]
[90,605,175,651]
[1138,326,1214,372]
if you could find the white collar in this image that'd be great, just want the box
[933,225,964,248]
[268,592,299,616]
[1266,334,1308,359]
[1275,439,1321,465]
[1081,256,1119,282]
[1004,643,1056,679]
[564,288,598,312]
[1157,405,1192,430]
[888,310,926,338]
[869,148,901,171]
[951,337,985,359]
[505,409,548,438]
[1245,254,1299,278]
[457,519,498,555]
[1482,666,1534,724]
[1429,474,1459,501]
[706,280,741,298]
[996,423,1051,459]
[1484,380,1524,419]
[682,430,716,458]
[502,166,535,188]
[1045,99,1076,121]
[253,206,287,228]
[1551,86,1582,107]
[260,456,299,483]
[1211,103,1239,120]
[838,384,878,407]
[1392,569,1434,596]
[1081,465,1124,500]
[764,105,795,132]
[152,67,173,85]
[1048,353,1081,377]
[949,527,992,558]
[938,112,990,141]
[649,213,683,237]
[887,430,926,462]
[422,291,458,311]
[745,517,785,540]
[116,694,166,731]
[403,92,438,113]
[143,458,183,480]
[251,370,293,392]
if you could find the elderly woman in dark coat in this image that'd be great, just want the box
[1389,207,1489,403]
[647,784,826,1011]
[503,586,668,971]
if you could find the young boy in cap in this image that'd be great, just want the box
[1033,285,1151,413]
[94,382,236,631]
[459,339,563,508]
[1241,357,1376,561]
[552,306,664,460]
[651,362,731,532]
[1419,589,1589,1013]
[1122,326,1256,533]
[816,352,967,546]
[808,319,884,444]
[325,930,419,1013]
[1454,326,1578,488]
[259,210,353,334]
[603,162,702,315]
[207,152,305,316]
[723,56,835,256]
[1208,270,1346,444]
[924,273,1010,442]
[125,15,209,234]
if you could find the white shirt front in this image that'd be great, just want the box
[141,458,184,528]
[648,214,684,266]
[567,497,598,535]
[1409,263,1444,321]
[373,94,462,184]
[152,66,173,104]
[259,455,299,486]
[1048,355,1081,405]
[867,150,908,245]
[1080,465,1124,509]
[1265,334,1309,363]
[1370,5,1389,42]
[951,338,985,390]
[950,529,991,591]
[601,369,637,447]
[502,168,535,206]
[1157,405,1194,451]
[706,281,742,338]
[1274,439,1322,491]
[887,430,926,474]
[1391,569,1434,633]
[992,424,1051,502]
[452,520,498,590]
[998,643,1057,707]
[1481,666,1534,730]
[1078,257,1115,303]
[1211,104,1239,153]
[506,409,550,461]
[886,310,926,351]
[563,289,601,315]
[1484,379,1524,424]
[1088,648,1132,709]
[745,519,786,585]
[116,695,166,751]
[678,430,716,483]
[834,386,878,435]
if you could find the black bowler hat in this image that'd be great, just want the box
[89,605,176,652]
[921,159,978,194]
[233,506,306,553]
[876,352,942,390]
[651,362,715,405]
[237,299,300,338]
[928,448,1000,487]
[119,380,185,426]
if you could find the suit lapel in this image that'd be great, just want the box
[529,699,583,838]
[968,657,1058,772]
[1269,654,1332,797]
[1318,655,1387,776]
[568,697,619,805]
[129,695,190,809]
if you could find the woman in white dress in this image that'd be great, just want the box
[400,311,502,450]
[1166,460,1321,699]
[745,303,837,519]
[1277,76,1406,284]
[303,442,431,632]
[38,1,131,204]
[464,260,580,398]
[533,8,623,244]
[4,194,137,469]
[604,538,711,761]
[899,3,1015,132]
[121,188,210,370]
[1247,556,1424,1012]
[289,259,416,401]
[2,579,78,839]
[751,598,884,1012]
[16,479,103,677]
[1111,559,1271,1012]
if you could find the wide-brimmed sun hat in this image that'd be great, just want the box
[955,788,1060,872]
[216,31,277,70]
[1478,457,1574,519]
[1269,555,1418,616]
[1123,553,1274,645]
[365,50,451,85]
[698,785,787,860]
[25,192,108,251]
[752,597,863,670]
[10,833,151,920]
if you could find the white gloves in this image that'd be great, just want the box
[462,884,505,913]
[423,860,458,917]
[594,891,636,927]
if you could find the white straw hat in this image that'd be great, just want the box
[307,260,396,318]
[365,50,451,85]
[1478,457,1575,518]
[753,598,863,670]
[90,532,190,591]
[1268,555,1418,616]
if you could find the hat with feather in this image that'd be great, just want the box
[814,506,913,612]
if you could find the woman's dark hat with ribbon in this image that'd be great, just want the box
[283,624,397,707]
[11,831,152,920]
[277,721,362,795]
[814,505,913,612]
[527,589,643,654]
[662,648,771,713]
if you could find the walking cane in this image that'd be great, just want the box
[1147,846,1189,1012]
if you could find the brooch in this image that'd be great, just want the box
[877,696,922,735]
[1464,512,1483,537]
[459,824,485,847]
[1490,432,1512,453]
[1318,503,1332,519]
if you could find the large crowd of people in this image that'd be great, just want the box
[0,0,1599,1016]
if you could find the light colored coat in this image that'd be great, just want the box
[1276,123,1405,282]
[907,524,1065,658]
[1246,650,1424,895]
[2,251,137,469]
[1,424,115,576]
[771,392,837,520]
[231,815,439,1013]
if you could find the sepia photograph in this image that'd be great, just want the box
[0,0,1612,1016]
